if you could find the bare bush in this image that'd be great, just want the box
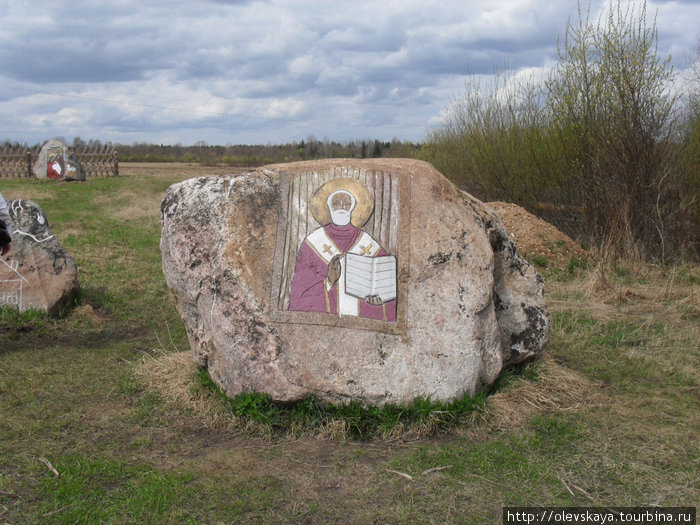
[424,0,697,261]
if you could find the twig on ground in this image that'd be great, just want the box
[155,331,168,353]
[38,457,59,478]
[569,481,595,502]
[421,465,454,476]
[386,469,413,480]
[560,477,575,496]
[461,471,498,486]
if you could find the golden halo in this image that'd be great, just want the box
[309,178,374,228]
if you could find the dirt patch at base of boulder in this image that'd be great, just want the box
[487,201,588,268]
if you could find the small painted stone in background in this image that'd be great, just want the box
[1,200,79,315]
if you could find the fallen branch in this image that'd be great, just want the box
[38,457,60,478]
[421,465,454,476]
[386,469,413,481]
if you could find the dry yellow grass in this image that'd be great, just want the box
[481,356,600,430]
[101,163,249,222]
[2,165,695,522]
[0,187,57,202]
[134,350,244,432]
[135,349,597,441]
[548,262,699,382]
[94,189,164,222]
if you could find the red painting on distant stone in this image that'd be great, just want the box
[46,146,65,179]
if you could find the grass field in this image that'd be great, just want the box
[1,164,698,524]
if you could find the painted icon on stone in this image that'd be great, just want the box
[46,145,66,179]
[288,178,397,321]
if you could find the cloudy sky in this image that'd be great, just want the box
[1,0,698,146]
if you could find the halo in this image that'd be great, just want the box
[309,178,374,227]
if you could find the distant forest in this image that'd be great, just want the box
[1,137,423,167]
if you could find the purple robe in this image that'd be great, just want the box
[289,224,397,322]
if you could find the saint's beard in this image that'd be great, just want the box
[330,209,351,226]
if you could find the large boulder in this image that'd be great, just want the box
[160,159,549,405]
[1,199,79,315]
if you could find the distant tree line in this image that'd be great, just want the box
[109,137,421,166]
[2,136,422,168]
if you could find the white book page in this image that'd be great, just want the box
[344,253,397,302]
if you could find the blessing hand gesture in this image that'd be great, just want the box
[327,255,342,286]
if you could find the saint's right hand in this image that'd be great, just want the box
[327,255,341,286]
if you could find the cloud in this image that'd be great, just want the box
[0,0,697,145]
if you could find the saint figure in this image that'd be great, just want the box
[46,148,65,180]
[288,179,397,321]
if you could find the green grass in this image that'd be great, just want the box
[18,453,290,523]
[489,358,540,392]
[0,306,50,334]
[529,254,549,268]
[195,366,487,439]
[38,456,194,523]
[1,166,697,523]
[388,414,584,492]
[566,255,587,274]
[551,309,696,391]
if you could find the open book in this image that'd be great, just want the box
[344,253,397,302]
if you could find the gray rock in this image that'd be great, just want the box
[1,200,79,315]
[64,155,86,182]
[160,159,549,405]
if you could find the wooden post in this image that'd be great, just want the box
[112,151,119,177]
[26,150,32,178]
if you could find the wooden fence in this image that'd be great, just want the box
[0,144,37,179]
[0,144,118,179]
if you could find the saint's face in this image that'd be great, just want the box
[328,191,354,226]
[330,193,352,211]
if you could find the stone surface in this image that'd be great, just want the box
[1,199,79,315]
[63,155,86,182]
[160,159,549,405]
